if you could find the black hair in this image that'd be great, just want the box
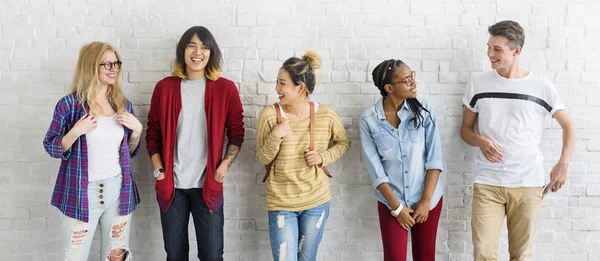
[371,59,433,128]
[174,26,222,80]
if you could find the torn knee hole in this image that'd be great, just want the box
[70,230,87,245]
[69,221,89,247]
[111,223,126,239]
[110,217,128,252]
[109,248,126,259]
[111,217,128,240]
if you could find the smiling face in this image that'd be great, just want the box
[184,33,211,80]
[275,69,305,106]
[98,50,119,87]
[385,63,417,99]
[487,35,521,70]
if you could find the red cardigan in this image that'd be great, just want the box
[146,76,245,212]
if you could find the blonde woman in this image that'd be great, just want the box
[256,50,350,261]
[43,42,141,261]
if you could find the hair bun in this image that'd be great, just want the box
[302,49,321,70]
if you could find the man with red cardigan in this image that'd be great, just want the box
[146,26,245,261]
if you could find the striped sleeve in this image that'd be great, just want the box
[320,109,350,166]
[256,106,283,166]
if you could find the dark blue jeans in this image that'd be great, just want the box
[160,188,224,261]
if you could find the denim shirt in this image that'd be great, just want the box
[359,97,444,210]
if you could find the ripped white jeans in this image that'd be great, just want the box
[61,174,132,261]
[268,201,330,261]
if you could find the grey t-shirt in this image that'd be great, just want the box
[174,77,208,188]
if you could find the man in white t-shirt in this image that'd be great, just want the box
[460,20,576,261]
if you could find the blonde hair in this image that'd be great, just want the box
[71,41,126,116]
[170,60,221,81]
[281,49,322,95]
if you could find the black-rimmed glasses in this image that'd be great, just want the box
[99,61,122,70]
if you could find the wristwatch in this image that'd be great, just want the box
[153,168,164,178]
[390,204,404,217]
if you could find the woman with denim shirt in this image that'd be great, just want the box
[43,42,141,261]
[359,59,444,261]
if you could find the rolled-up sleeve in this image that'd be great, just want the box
[225,83,245,148]
[43,98,72,160]
[423,102,444,172]
[146,83,163,157]
[126,100,140,158]
[359,116,389,189]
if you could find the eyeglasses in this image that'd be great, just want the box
[99,61,122,70]
[391,71,416,86]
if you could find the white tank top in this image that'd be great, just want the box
[86,114,124,181]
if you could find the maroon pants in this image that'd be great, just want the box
[377,198,443,261]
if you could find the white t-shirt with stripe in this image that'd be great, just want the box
[462,70,565,187]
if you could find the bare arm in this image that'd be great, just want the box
[128,132,141,154]
[222,144,241,168]
[544,110,576,194]
[61,131,80,153]
[215,144,241,183]
[411,169,441,223]
[421,169,441,203]
[61,114,98,152]
[377,183,415,229]
[460,107,483,147]
[554,110,576,165]
[460,106,503,163]
[151,153,164,169]
[151,153,164,180]
[377,183,402,211]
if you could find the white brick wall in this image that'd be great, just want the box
[1,0,599,260]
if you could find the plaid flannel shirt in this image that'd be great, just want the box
[43,93,140,222]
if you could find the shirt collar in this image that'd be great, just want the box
[375,97,411,121]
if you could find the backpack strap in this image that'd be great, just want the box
[262,103,283,183]
[262,102,332,183]
[309,102,333,178]
[274,102,283,124]
[309,102,315,150]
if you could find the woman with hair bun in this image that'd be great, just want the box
[256,50,350,261]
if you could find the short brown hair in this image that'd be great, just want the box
[488,20,525,49]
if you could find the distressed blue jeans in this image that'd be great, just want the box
[268,201,330,261]
[60,174,132,261]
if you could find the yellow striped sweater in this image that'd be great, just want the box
[256,103,351,211]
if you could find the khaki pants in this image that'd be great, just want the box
[471,183,543,261]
